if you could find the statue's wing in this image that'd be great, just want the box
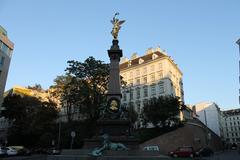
[111,19,114,24]
[119,20,125,25]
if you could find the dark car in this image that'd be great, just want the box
[46,148,61,155]
[195,147,213,157]
[169,146,194,158]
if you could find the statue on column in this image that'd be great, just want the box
[111,13,125,39]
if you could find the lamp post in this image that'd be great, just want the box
[57,117,61,149]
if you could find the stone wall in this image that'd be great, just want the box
[140,119,223,154]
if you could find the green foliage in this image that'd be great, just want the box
[141,95,181,128]
[126,103,138,124]
[52,56,110,122]
[2,94,58,147]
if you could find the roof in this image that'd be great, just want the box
[4,86,49,102]
[120,51,168,70]
[223,108,240,116]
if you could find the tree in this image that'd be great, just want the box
[126,103,138,124]
[51,57,110,122]
[27,84,43,91]
[2,94,58,147]
[141,95,181,128]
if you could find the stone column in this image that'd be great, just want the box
[107,39,122,103]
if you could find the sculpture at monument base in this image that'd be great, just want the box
[89,134,128,157]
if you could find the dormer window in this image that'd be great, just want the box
[128,60,132,67]
[152,53,158,60]
[139,58,144,64]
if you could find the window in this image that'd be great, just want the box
[152,54,158,60]
[129,72,133,78]
[159,82,164,94]
[169,71,172,79]
[150,74,155,82]
[128,61,131,67]
[143,67,147,75]
[130,89,133,100]
[136,87,141,99]
[1,43,9,55]
[136,78,140,85]
[136,101,141,113]
[143,76,147,84]
[136,69,140,76]
[158,71,163,79]
[129,79,133,86]
[0,41,3,49]
[159,62,162,69]
[139,58,144,64]
[143,86,148,97]
[151,84,156,95]
[0,56,5,66]
[150,65,155,71]
[123,92,127,101]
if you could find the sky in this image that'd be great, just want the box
[0,0,239,109]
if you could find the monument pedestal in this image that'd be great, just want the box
[83,119,139,149]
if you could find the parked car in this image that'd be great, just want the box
[143,145,160,151]
[0,147,7,156]
[10,146,31,156]
[195,147,213,157]
[46,148,61,155]
[169,146,194,158]
[6,147,17,156]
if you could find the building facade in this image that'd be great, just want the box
[194,102,223,137]
[222,108,240,146]
[119,47,184,120]
[0,25,14,107]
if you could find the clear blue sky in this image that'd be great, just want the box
[1,0,239,109]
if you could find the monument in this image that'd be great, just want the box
[83,13,139,154]
[47,13,169,160]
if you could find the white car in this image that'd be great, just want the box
[6,147,17,156]
[143,145,160,151]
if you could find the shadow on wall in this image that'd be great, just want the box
[140,119,224,154]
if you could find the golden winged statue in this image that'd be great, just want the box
[111,13,125,39]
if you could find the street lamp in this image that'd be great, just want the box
[57,116,62,149]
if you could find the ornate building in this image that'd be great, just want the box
[120,47,184,120]
[0,25,14,108]
[222,108,240,146]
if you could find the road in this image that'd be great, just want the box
[197,150,240,160]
